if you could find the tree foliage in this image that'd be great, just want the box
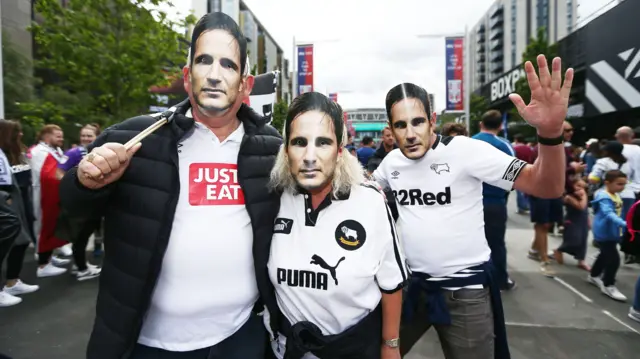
[469,93,489,135]
[27,0,195,133]
[271,100,288,134]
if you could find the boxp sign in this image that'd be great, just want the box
[490,67,525,103]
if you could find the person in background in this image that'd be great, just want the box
[0,186,23,307]
[356,136,376,167]
[29,124,70,278]
[553,177,590,271]
[528,121,583,276]
[472,110,516,291]
[0,120,40,307]
[588,141,638,220]
[345,132,356,155]
[614,126,640,264]
[440,122,468,137]
[367,127,397,174]
[57,124,103,281]
[582,139,600,176]
[513,133,534,214]
[588,170,628,302]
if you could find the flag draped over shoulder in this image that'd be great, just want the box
[244,71,278,124]
[29,143,68,253]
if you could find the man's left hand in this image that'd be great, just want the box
[381,345,401,359]
[509,55,574,138]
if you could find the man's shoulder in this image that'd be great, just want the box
[107,114,160,132]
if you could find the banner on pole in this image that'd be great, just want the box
[445,37,464,111]
[329,93,338,102]
[297,45,314,96]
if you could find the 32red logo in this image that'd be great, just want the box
[189,163,245,206]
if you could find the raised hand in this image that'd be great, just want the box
[509,55,574,138]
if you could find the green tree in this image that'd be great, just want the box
[29,0,195,127]
[469,93,489,135]
[510,26,558,128]
[271,100,288,134]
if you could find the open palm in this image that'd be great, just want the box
[509,55,574,138]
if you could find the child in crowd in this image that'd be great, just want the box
[588,170,628,301]
[554,178,590,271]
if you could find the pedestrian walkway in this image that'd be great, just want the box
[406,196,640,359]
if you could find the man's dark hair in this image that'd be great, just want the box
[514,134,525,143]
[190,12,248,75]
[481,110,503,130]
[285,92,344,148]
[441,123,467,137]
[361,136,374,146]
[385,83,431,123]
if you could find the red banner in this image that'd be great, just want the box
[189,163,245,206]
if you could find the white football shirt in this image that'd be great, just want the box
[266,184,407,356]
[138,121,258,351]
[373,135,527,277]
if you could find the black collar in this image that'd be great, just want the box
[431,135,441,149]
[296,187,351,227]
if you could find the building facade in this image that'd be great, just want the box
[474,0,640,143]
[1,0,34,59]
[469,0,578,91]
[191,0,291,103]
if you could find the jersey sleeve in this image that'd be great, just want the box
[374,196,408,293]
[371,157,390,190]
[465,137,527,191]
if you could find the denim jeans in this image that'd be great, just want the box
[516,190,529,212]
[483,203,509,287]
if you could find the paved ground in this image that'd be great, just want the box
[1,194,639,359]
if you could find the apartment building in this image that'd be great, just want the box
[469,0,578,91]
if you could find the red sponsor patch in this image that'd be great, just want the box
[189,163,245,205]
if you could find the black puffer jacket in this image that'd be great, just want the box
[59,99,282,359]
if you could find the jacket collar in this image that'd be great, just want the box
[169,98,267,138]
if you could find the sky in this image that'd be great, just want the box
[159,0,616,112]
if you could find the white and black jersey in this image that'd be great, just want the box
[268,184,407,338]
[373,135,527,277]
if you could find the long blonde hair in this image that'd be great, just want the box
[269,108,365,197]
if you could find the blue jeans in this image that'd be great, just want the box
[516,190,529,211]
[634,275,640,310]
[484,202,509,287]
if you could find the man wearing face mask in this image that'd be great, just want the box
[59,12,282,359]
[373,56,574,359]
[267,92,406,359]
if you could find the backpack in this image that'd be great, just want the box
[622,199,640,256]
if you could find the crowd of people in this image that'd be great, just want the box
[0,121,105,307]
[1,10,639,359]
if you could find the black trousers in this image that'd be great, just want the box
[483,202,509,287]
[72,217,102,271]
[130,313,267,359]
[591,241,620,286]
[0,241,28,282]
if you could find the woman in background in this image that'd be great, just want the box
[0,119,40,306]
[57,124,103,281]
